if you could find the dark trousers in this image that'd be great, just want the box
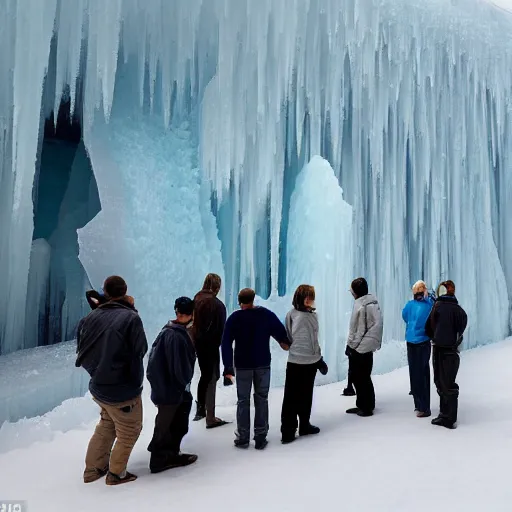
[407,341,431,414]
[196,347,220,411]
[433,346,460,425]
[147,393,192,467]
[235,368,271,442]
[281,362,318,437]
[348,350,375,413]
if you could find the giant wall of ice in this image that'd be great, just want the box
[0,0,511,398]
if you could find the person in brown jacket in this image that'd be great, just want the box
[192,273,229,428]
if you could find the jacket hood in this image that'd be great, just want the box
[355,294,379,307]
[164,321,189,332]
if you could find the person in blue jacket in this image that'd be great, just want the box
[402,280,434,417]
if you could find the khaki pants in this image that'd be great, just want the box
[84,395,143,479]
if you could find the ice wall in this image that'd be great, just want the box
[0,0,511,362]
[286,156,354,382]
[79,59,225,340]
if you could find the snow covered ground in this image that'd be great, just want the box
[1,338,512,512]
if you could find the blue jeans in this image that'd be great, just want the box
[235,368,271,443]
[407,341,431,414]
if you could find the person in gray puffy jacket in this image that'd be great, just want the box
[280,285,328,444]
[345,277,383,417]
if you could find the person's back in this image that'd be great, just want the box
[192,273,228,427]
[75,276,147,486]
[222,288,289,450]
[286,308,321,365]
[427,280,467,430]
[402,295,434,343]
[347,293,383,354]
[147,297,198,474]
[193,290,226,347]
[147,322,196,406]
[223,306,288,370]
[76,298,147,404]
[402,281,434,418]
[428,295,468,349]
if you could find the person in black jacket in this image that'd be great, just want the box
[146,297,198,473]
[76,276,148,486]
[192,273,228,428]
[426,280,468,429]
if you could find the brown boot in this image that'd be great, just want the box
[105,471,138,486]
[83,467,108,483]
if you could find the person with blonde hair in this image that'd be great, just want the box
[402,280,434,418]
[280,284,328,444]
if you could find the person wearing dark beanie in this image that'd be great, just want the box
[426,280,467,429]
[344,278,383,417]
[146,297,198,473]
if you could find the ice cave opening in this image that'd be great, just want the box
[27,96,100,352]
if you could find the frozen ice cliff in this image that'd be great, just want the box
[0,0,512,421]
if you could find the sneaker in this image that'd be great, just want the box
[299,425,321,436]
[346,407,360,414]
[193,402,206,421]
[431,416,456,429]
[254,437,268,451]
[83,467,108,483]
[150,454,198,474]
[342,387,356,397]
[234,439,250,449]
[416,411,432,418]
[105,471,138,486]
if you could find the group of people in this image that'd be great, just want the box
[75,272,467,486]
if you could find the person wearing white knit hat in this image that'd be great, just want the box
[402,280,434,418]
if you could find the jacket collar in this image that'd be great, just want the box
[437,295,458,304]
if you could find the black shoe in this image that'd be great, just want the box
[342,387,356,397]
[234,439,250,449]
[357,410,373,417]
[150,453,198,473]
[193,402,206,421]
[255,437,268,450]
[346,407,360,414]
[299,425,321,436]
[281,432,296,444]
[431,417,456,429]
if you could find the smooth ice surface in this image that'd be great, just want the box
[1,339,512,511]
[0,340,89,427]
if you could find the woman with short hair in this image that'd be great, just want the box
[280,284,328,444]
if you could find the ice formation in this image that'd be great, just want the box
[0,0,512,421]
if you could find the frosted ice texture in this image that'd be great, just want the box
[0,0,510,370]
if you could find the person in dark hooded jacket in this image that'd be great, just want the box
[425,280,467,429]
[192,273,228,428]
[146,297,198,473]
[76,276,147,486]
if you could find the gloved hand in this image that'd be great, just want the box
[317,358,328,376]
[345,345,351,357]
